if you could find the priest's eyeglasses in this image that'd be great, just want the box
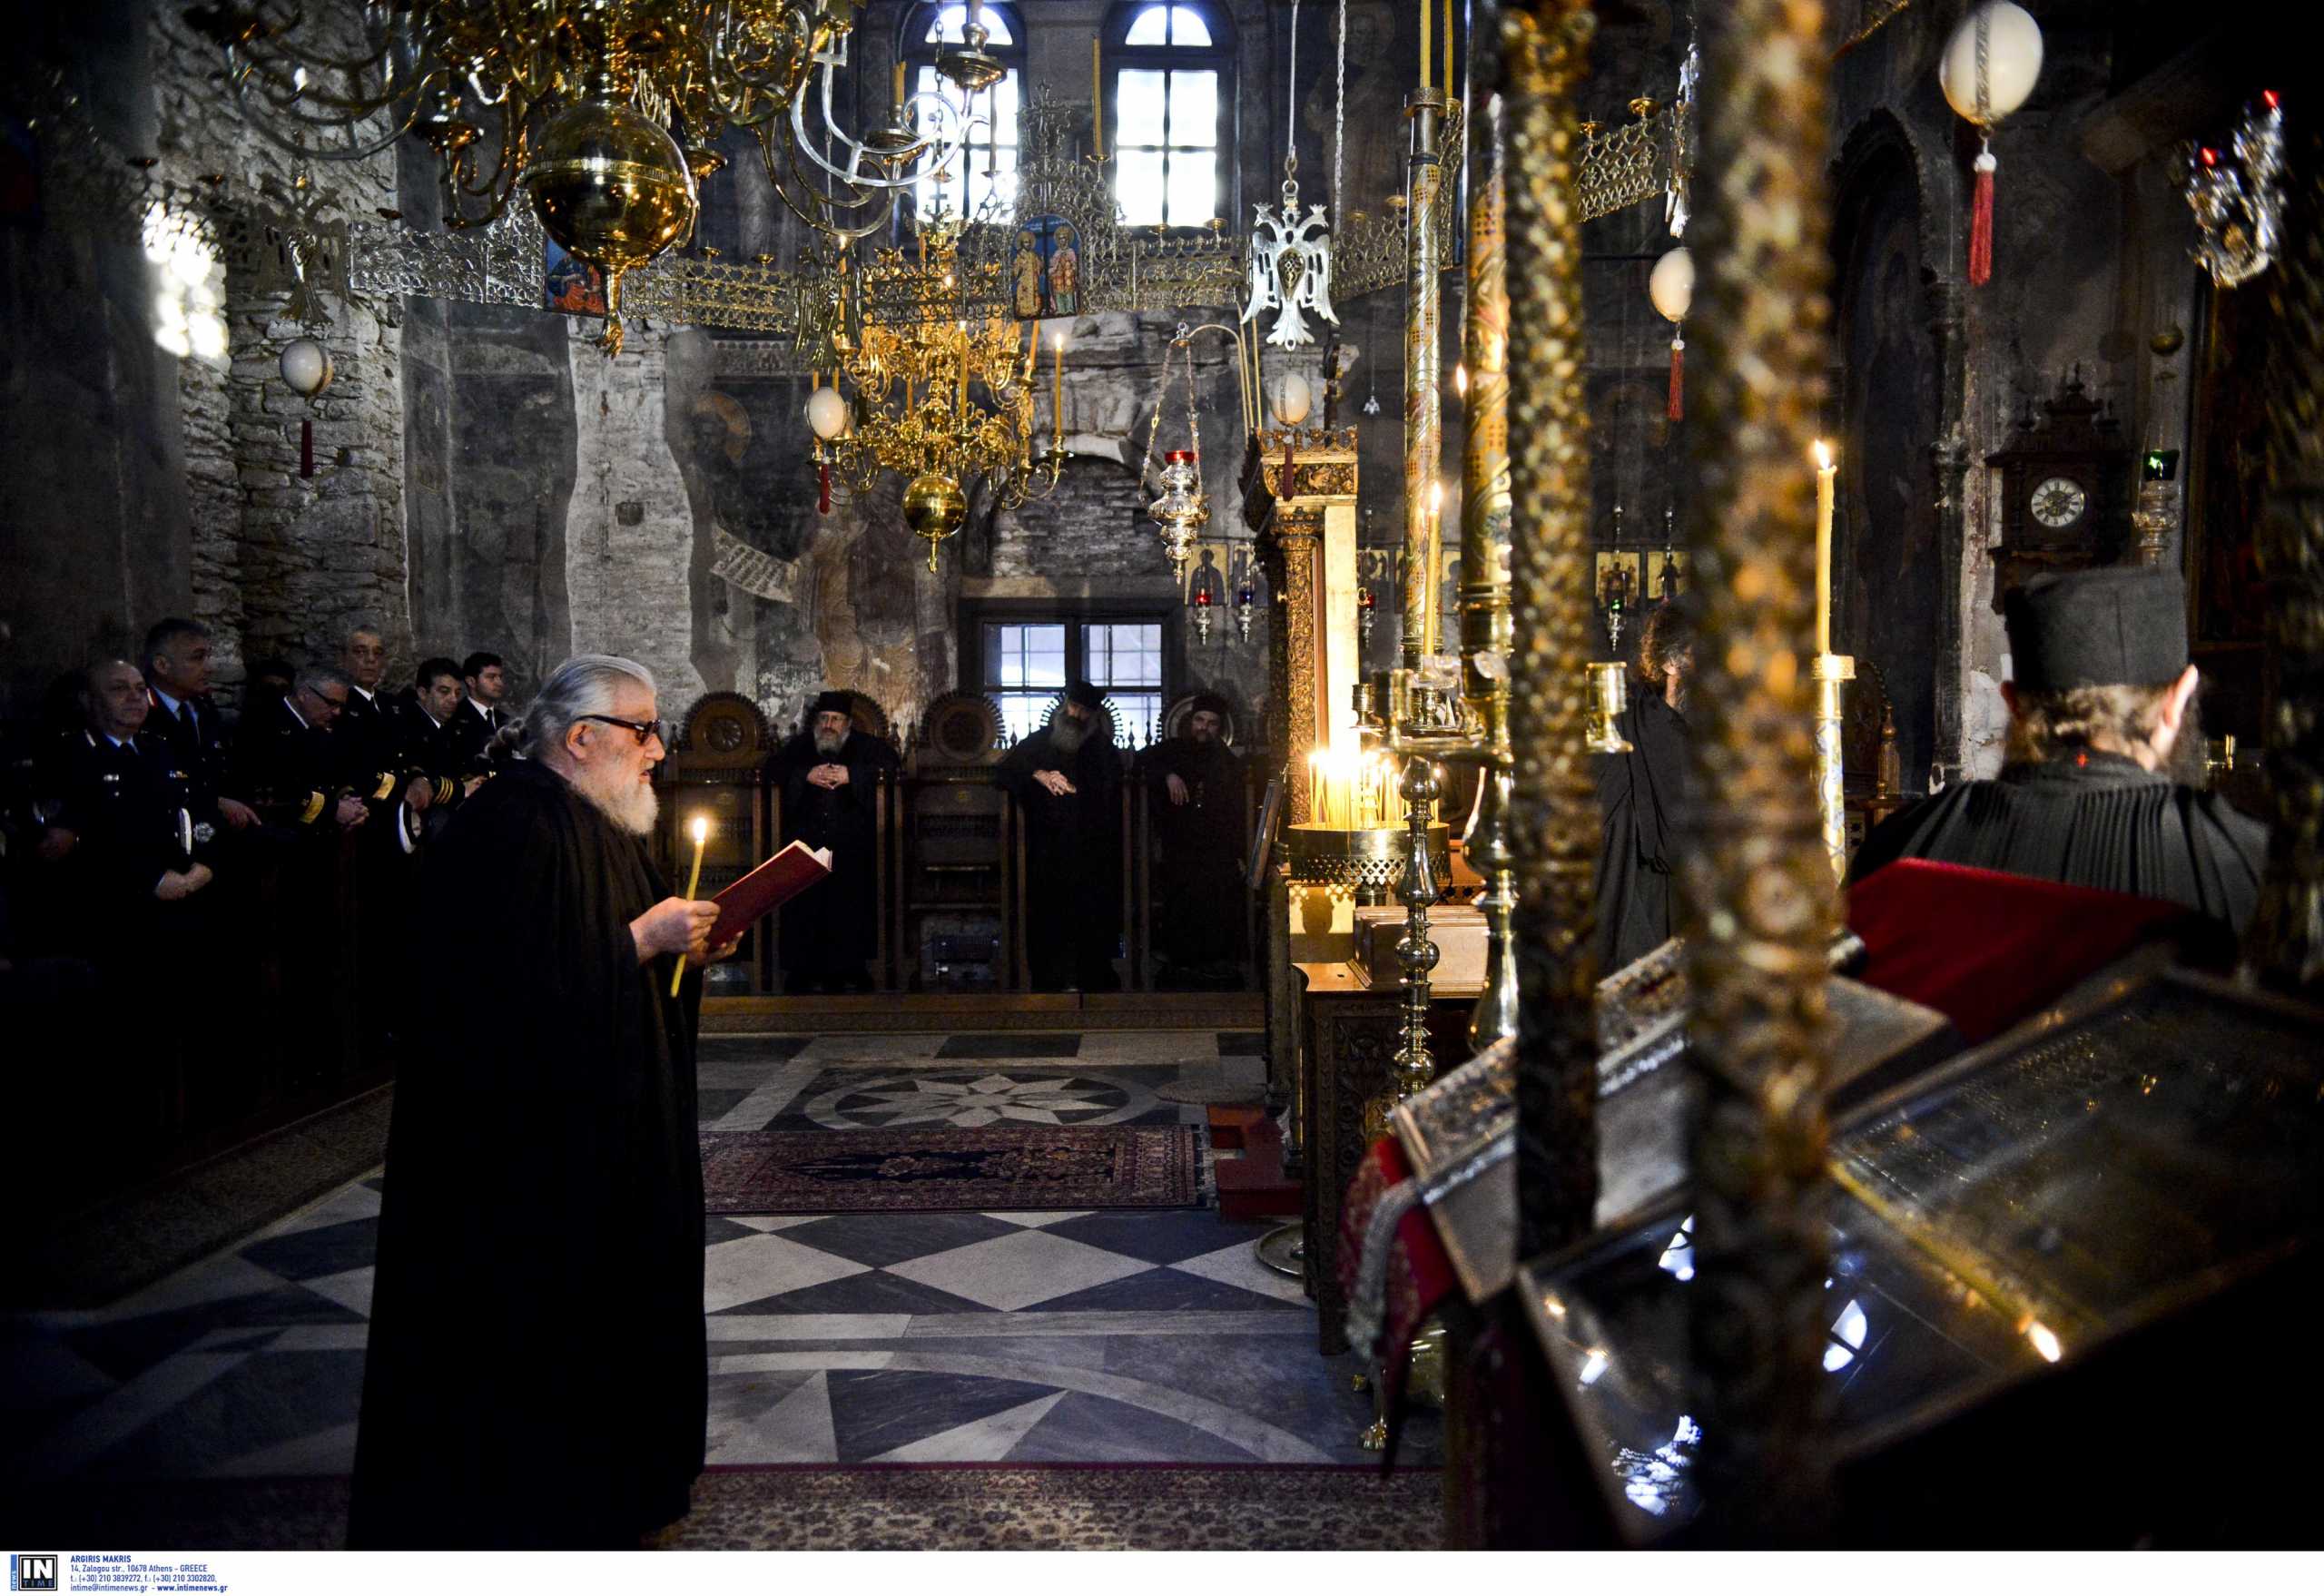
[576,714,667,747]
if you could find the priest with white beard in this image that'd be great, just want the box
[352,654,725,1549]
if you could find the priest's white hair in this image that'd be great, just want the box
[505,654,657,762]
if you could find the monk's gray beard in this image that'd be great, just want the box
[574,757,660,835]
[813,729,846,755]
[1049,716,1088,754]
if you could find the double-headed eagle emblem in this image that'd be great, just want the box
[1242,176,1337,350]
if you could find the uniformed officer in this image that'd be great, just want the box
[232,665,370,834]
[395,657,491,824]
[141,617,259,834]
[54,659,228,1130]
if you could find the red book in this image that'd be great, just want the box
[708,840,832,946]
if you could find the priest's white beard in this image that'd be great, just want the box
[573,754,660,836]
[1049,715,1088,755]
[813,728,846,755]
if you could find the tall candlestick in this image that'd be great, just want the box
[893,59,906,113]
[672,814,709,998]
[1420,0,1432,92]
[1423,481,1444,656]
[1052,331,1065,438]
[1443,0,1453,103]
[1813,440,1836,656]
[1092,34,1105,158]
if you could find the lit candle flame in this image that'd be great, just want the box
[690,814,709,845]
[2026,1322,2063,1363]
[1454,363,1469,397]
[1429,480,1445,512]
[1813,439,1834,471]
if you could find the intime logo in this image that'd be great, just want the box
[9,1554,59,1592]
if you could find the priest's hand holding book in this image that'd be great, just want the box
[630,897,732,969]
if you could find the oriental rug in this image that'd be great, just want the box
[675,1464,1442,1550]
[698,1124,1206,1214]
[5,1467,1441,1552]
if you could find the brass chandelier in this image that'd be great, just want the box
[808,222,1065,571]
[181,1,966,350]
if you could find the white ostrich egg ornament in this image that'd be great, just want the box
[1649,247,1695,324]
[278,339,333,398]
[1270,372,1314,427]
[804,385,849,441]
[1939,3,2043,126]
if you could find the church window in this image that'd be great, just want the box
[905,4,1026,222]
[1108,3,1230,229]
[979,616,1169,748]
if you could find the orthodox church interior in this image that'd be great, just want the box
[2,0,2319,1557]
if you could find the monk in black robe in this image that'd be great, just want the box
[1593,605,1695,971]
[352,655,724,1549]
[997,682,1125,991]
[1853,566,2267,939]
[1141,692,1248,987]
[770,691,900,992]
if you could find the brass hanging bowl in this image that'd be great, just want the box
[526,91,700,356]
[902,471,970,571]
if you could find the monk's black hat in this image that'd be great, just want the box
[811,690,854,717]
[1188,691,1232,720]
[2004,566,2189,694]
[1065,680,1107,710]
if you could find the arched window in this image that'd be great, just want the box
[902,3,1027,221]
[1108,3,1231,229]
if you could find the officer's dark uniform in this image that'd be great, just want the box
[55,728,227,1127]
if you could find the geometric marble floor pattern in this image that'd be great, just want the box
[2,1030,1424,1492]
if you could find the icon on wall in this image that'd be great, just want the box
[1594,551,1642,612]
[1011,214,1082,320]
[545,238,608,317]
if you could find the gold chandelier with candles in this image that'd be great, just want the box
[808,221,1066,571]
[180,1,965,350]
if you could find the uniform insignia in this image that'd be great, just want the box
[300,791,327,824]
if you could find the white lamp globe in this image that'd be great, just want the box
[1270,372,1314,427]
[1939,3,2043,127]
[1648,246,1694,324]
[278,339,333,399]
[805,385,849,441]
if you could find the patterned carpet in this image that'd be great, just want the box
[699,1124,1206,1213]
[675,1465,1443,1550]
[6,1468,1443,1552]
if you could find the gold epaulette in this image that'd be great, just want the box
[436,777,456,805]
[300,791,326,825]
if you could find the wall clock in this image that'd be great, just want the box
[1984,369,2130,608]
[2030,475,2088,530]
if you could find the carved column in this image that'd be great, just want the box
[1502,0,1600,1261]
[1680,0,1839,1545]
[1403,86,1449,667]
[1274,509,1324,825]
[2248,119,2324,996]
[1925,275,1970,780]
[1460,80,1519,1053]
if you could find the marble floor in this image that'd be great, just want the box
[3,1030,1426,1486]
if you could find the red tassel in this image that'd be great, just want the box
[1667,334,1684,421]
[1969,146,1996,287]
[817,460,832,516]
[300,418,314,478]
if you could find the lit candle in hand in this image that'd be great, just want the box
[1813,440,1837,657]
[673,813,709,998]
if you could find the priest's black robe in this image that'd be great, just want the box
[770,729,900,990]
[350,759,704,1550]
[1850,750,2269,937]
[1592,691,1691,972]
[997,723,1126,990]
[1141,734,1248,979]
